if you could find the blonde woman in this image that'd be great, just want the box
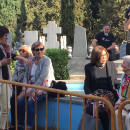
[10,45,33,129]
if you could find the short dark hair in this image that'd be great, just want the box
[90,46,109,64]
[0,26,9,37]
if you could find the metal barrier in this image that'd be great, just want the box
[0,79,116,130]
[118,100,130,130]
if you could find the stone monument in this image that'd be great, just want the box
[60,36,67,49]
[7,32,12,49]
[24,31,38,46]
[43,21,61,49]
[119,41,127,59]
[67,25,90,75]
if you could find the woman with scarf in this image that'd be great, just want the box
[115,55,130,130]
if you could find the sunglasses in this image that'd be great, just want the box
[35,48,44,52]
[19,49,26,53]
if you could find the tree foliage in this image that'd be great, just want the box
[0,0,130,46]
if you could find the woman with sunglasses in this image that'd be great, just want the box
[17,41,55,130]
[10,45,33,129]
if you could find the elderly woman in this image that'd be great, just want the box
[17,41,55,130]
[115,55,130,130]
[84,45,119,130]
[10,45,33,129]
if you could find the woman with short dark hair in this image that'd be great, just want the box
[84,45,118,130]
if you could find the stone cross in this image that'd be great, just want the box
[43,21,61,49]
[60,36,67,49]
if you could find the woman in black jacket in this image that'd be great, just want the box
[84,45,119,130]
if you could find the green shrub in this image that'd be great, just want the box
[45,49,69,80]
[10,60,17,74]
[10,51,19,74]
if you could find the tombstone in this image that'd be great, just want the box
[60,36,67,49]
[43,21,61,49]
[119,41,127,59]
[39,36,45,45]
[67,25,89,75]
[24,31,38,46]
[7,32,12,49]
[67,46,72,58]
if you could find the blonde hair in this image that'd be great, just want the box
[19,45,33,58]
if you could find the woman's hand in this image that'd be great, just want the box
[1,57,12,66]
[28,91,36,101]
[22,57,33,66]
[17,90,25,99]
[37,90,43,96]
[15,56,33,66]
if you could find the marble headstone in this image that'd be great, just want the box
[43,21,61,49]
[7,32,12,49]
[60,36,67,49]
[39,36,46,45]
[24,31,38,46]
[72,25,87,57]
[119,41,127,59]
[68,25,89,75]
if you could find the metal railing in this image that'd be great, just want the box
[0,79,116,130]
[118,100,130,130]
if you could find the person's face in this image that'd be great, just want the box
[34,44,45,59]
[0,33,8,46]
[19,47,28,58]
[103,26,110,34]
[99,50,108,65]
[121,58,130,73]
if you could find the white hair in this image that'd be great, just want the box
[122,55,130,65]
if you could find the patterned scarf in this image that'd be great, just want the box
[120,74,130,102]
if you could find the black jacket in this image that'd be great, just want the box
[84,61,119,100]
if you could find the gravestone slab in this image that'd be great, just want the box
[60,36,67,49]
[7,32,12,49]
[119,41,127,59]
[39,36,45,45]
[72,25,87,57]
[68,25,89,75]
[24,31,38,46]
[43,21,61,49]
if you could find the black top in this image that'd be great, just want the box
[84,61,119,100]
[96,65,110,91]
[95,31,115,50]
[0,48,16,80]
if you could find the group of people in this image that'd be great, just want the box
[84,45,130,130]
[0,26,55,130]
[84,9,130,129]
[1,6,130,130]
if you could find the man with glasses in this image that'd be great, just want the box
[91,24,116,61]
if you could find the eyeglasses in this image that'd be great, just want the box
[35,48,44,52]
[19,49,26,53]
